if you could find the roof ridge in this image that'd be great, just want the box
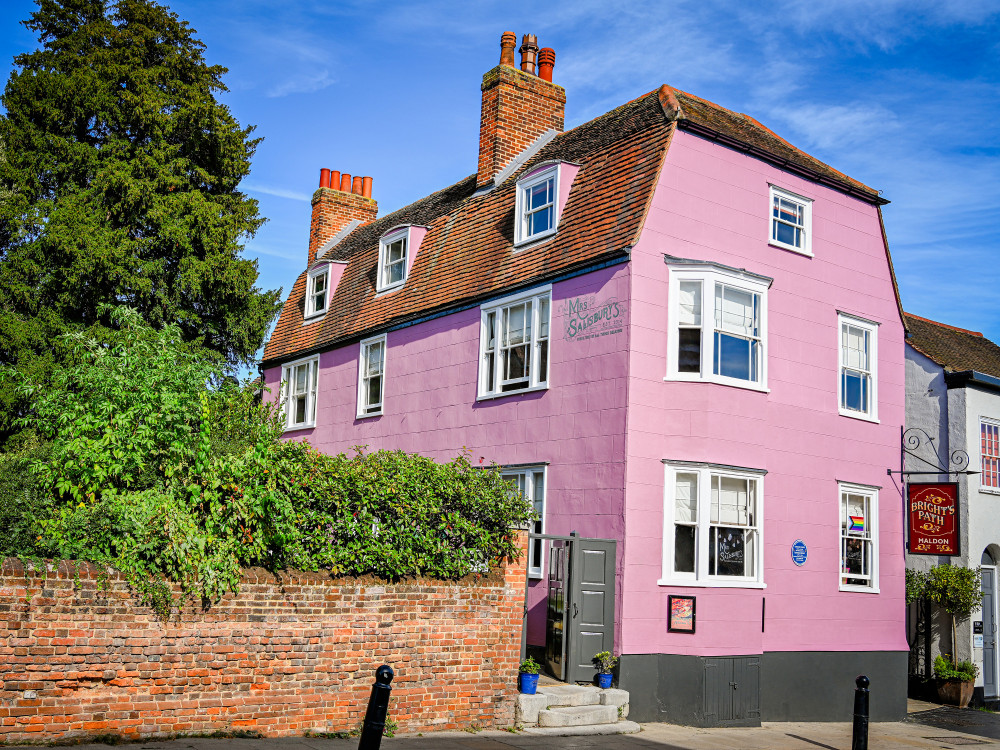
[904,312,984,338]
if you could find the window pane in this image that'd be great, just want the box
[314,274,326,293]
[367,375,382,410]
[678,281,701,326]
[388,239,406,263]
[712,476,751,525]
[674,526,695,573]
[717,285,757,336]
[710,527,746,576]
[294,395,306,424]
[678,328,701,373]
[528,206,553,236]
[675,473,698,523]
[714,332,753,381]
[538,297,550,339]
[386,261,404,285]
[529,180,552,209]
[505,344,529,380]
[533,472,545,515]
[506,304,528,345]
[537,340,548,383]
[294,364,308,394]
[841,369,868,412]
[367,343,383,376]
[485,312,496,351]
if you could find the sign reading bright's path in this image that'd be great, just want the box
[560,294,626,342]
[908,482,960,556]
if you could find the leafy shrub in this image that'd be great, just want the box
[934,654,979,682]
[0,431,51,558]
[4,308,534,610]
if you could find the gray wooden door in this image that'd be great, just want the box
[703,656,761,726]
[984,567,997,698]
[566,539,616,683]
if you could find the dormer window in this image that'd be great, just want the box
[515,165,559,246]
[378,228,408,292]
[305,266,329,319]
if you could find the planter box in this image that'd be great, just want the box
[936,679,975,707]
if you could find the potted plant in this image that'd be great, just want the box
[518,656,541,694]
[934,654,979,707]
[593,651,618,689]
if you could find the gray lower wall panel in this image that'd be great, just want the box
[619,650,907,725]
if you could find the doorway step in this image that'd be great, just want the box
[516,684,640,735]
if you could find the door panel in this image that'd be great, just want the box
[566,541,616,683]
[545,541,569,680]
[983,567,997,698]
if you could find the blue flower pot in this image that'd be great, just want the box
[519,672,539,694]
[597,672,613,689]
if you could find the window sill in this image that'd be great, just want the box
[664,375,770,394]
[356,410,383,420]
[375,282,405,297]
[283,422,316,433]
[840,584,879,594]
[302,312,326,324]
[980,486,1000,495]
[514,228,557,249]
[528,571,543,581]
[658,578,766,589]
[477,384,549,402]
[768,240,812,257]
[839,409,879,424]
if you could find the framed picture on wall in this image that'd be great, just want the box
[668,595,696,633]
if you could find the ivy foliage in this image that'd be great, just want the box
[6,309,534,611]
[0,0,282,440]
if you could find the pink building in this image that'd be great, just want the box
[261,32,907,725]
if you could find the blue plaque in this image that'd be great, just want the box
[791,539,808,566]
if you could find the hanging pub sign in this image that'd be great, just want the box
[908,482,959,556]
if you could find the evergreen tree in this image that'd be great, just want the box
[0,0,281,437]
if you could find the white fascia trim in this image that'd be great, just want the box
[664,255,774,288]
[768,184,813,257]
[485,283,553,310]
[316,219,363,260]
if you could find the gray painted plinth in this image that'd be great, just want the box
[619,650,907,725]
[538,704,619,727]
[522,720,641,736]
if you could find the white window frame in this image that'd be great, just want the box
[502,466,547,579]
[838,312,879,422]
[665,264,770,392]
[305,265,330,320]
[357,334,386,418]
[478,286,551,400]
[660,462,766,588]
[280,355,319,431]
[839,482,879,593]
[981,417,1000,494]
[377,227,409,293]
[769,185,813,256]
[514,165,560,246]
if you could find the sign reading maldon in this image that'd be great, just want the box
[907,482,959,556]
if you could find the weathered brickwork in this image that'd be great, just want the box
[308,187,378,264]
[0,533,527,742]
[476,64,566,188]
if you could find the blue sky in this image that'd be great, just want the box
[2,0,999,346]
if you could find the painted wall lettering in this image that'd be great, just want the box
[560,294,626,341]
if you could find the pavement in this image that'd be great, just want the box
[60,699,1000,750]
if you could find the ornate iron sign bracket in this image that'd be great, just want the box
[886,427,979,477]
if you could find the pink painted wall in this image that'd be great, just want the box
[264,264,630,645]
[620,129,907,657]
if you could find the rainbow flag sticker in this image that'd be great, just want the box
[849,516,865,532]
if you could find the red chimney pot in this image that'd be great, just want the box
[340,173,352,192]
[319,168,330,188]
[352,176,363,195]
[500,31,516,67]
[330,170,341,190]
[519,34,539,75]
[362,176,373,199]
[538,48,555,82]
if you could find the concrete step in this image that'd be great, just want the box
[535,684,602,707]
[537,704,619,728]
[522,720,641,736]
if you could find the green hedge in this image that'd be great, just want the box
[1,308,534,610]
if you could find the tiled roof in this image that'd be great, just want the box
[905,313,1000,379]
[262,85,885,366]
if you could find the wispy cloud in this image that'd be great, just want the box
[242,183,311,202]
[267,69,335,98]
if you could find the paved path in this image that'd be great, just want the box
[66,714,1000,750]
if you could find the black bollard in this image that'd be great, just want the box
[358,665,394,750]
[851,674,869,750]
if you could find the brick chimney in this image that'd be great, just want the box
[308,169,377,263]
[476,32,565,189]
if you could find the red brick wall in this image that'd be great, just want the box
[476,64,566,188]
[308,187,378,264]
[0,533,527,741]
